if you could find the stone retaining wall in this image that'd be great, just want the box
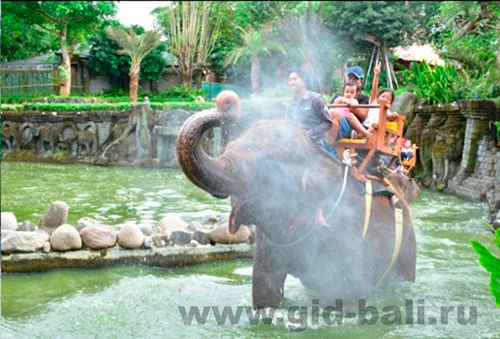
[405,99,499,224]
[1,243,254,273]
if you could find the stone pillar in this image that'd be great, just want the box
[419,106,448,182]
[457,100,496,176]
[431,103,466,187]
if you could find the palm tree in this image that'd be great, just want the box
[224,26,285,94]
[106,27,163,103]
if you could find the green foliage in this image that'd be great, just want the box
[471,225,500,307]
[89,27,168,82]
[330,75,344,95]
[158,85,206,101]
[1,102,215,112]
[233,1,301,30]
[402,61,459,104]
[105,26,163,65]
[322,1,439,56]
[430,1,500,100]
[58,66,68,80]
[490,120,500,144]
[0,2,58,62]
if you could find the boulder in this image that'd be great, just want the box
[117,223,144,249]
[493,210,500,230]
[171,230,193,246]
[50,224,82,251]
[1,212,18,231]
[43,241,51,253]
[18,221,36,232]
[209,223,250,244]
[187,221,203,232]
[200,212,218,225]
[218,213,230,224]
[156,215,188,235]
[74,217,101,232]
[139,224,153,236]
[189,239,199,247]
[79,225,117,249]
[193,226,214,245]
[144,236,153,249]
[1,230,49,253]
[152,234,167,248]
[391,92,422,127]
[39,201,68,234]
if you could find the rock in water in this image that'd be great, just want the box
[1,212,18,231]
[19,221,36,232]
[43,241,51,253]
[210,223,250,244]
[39,201,68,234]
[50,224,82,251]
[80,225,117,249]
[74,217,101,232]
[1,230,49,253]
[117,223,144,249]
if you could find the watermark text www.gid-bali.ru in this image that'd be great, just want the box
[178,299,477,331]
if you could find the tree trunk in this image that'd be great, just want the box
[130,62,140,103]
[59,26,71,96]
[182,70,193,88]
[251,55,260,94]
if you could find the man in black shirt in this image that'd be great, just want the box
[327,66,370,143]
[287,68,333,148]
[287,68,333,227]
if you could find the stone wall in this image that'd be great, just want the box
[405,99,499,222]
[1,101,285,167]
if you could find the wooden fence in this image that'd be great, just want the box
[1,67,84,95]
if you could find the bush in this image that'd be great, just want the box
[1,101,216,112]
[401,61,459,104]
[158,85,206,101]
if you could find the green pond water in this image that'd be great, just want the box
[2,161,500,339]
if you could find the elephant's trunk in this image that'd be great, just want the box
[176,91,241,199]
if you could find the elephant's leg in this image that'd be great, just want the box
[252,231,287,309]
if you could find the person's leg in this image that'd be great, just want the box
[337,115,353,139]
[327,109,341,144]
[346,113,371,138]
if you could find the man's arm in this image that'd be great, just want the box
[308,96,333,144]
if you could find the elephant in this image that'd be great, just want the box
[18,122,40,152]
[1,122,20,153]
[59,123,95,155]
[37,123,61,153]
[176,91,419,309]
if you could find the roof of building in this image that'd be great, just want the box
[393,43,445,67]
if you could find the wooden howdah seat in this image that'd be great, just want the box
[401,145,419,174]
[328,102,406,183]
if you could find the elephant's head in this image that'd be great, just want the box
[386,172,420,204]
[59,123,78,143]
[176,91,343,239]
[19,122,39,145]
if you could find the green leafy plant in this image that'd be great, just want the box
[471,223,500,307]
[402,61,459,104]
[489,120,500,146]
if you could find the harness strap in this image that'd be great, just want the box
[262,225,318,247]
[362,180,373,240]
[376,207,404,288]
